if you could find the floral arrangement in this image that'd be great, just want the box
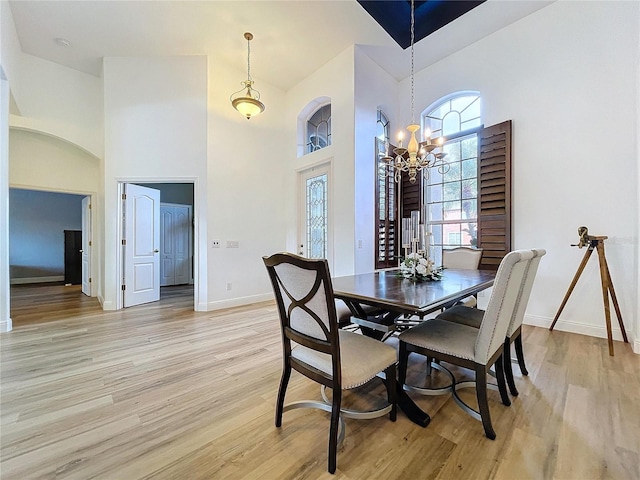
[398,252,443,281]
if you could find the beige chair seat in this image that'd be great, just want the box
[398,319,478,361]
[437,305,483,328]
[292,330,397,389]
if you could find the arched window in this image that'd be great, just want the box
[306,104,331,154]
[422,92,481,266]
[377,110,389,142]
[423,93,481,138]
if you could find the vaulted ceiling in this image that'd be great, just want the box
[8,0,552,91]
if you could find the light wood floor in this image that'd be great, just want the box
[2,285,639,479]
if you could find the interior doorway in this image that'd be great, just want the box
[119,181,196,309]
[8,187,95,296]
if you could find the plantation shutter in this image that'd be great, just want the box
[375,139,398,269]
[400,168,422,218]
[476,120,512,270]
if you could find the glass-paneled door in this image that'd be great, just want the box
[298,163,332,268]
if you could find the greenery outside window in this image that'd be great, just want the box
[423,93,481,266]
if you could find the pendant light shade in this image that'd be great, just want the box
[230,32,265,120]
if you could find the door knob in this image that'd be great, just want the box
[79,249,84,253]
[154,249,159,253]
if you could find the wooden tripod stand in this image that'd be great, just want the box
[549,235,628,356]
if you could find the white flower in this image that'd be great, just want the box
[416,264,427,275]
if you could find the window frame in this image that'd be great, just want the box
[424,125,482,262]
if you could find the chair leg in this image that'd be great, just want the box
[513,334,529,376]
[275,363,291,427]
[384,364,397,422]
[494,354,511,406]
[503,339,519,397]
[328,387,342,474]
[398,341,409,387]
[475,364,496,440]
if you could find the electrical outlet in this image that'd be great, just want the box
[358,239,363,249]
[226,282,232,291]
[211,240,221,248]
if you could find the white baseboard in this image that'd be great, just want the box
[195,302,208,312]
[10,275,64,285]
[207,293,273,311]
[101,297,116,311]
[0,317,12,332]
[525,314,635,345]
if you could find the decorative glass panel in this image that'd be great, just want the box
[306,173,328,259]
[306,105,332,154]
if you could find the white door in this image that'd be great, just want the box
[160,205,175,286]
[173,205,192,285]
[81,196,91,296]
[298,164,332,266]
[124,184,160,307]
[160,203,192,286]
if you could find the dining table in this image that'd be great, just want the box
[331,268,496,426]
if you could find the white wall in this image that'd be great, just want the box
[0,71,10,332]
[1,0,23,332]
[404,1,639,349]
[103,56,208,310]
[9,129,100,193]
[354,47,399,274]
[206,56,287,310]
[9,54,103,158]
[284,46,357,277]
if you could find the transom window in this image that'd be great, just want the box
[423,93,481,266]
[306,104,331,154]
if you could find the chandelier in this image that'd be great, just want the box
[230,32,265,120]
[382,0,448,183]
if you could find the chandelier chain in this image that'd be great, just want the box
[247,36,252,81]
[410,0,415,124]
[383,0,449,183]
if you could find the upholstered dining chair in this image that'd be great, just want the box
[436,248,546,396]
[398,249,535,439]
[263,252,397,474]
[442,247,483,307]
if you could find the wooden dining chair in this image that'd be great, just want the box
[436,248,546,396]
[263,252,397,474]
[398,249,535,439]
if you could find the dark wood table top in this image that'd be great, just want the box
[332,268,495,315]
